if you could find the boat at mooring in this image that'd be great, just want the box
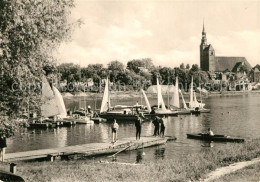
[187,133,245,143]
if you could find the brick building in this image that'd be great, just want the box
[200,23,252,72]
[253,67,260,83]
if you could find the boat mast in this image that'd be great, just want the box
[190,76,194,108]
[167,70,170,109]
[199,71,202,104]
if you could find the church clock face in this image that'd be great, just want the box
[211,51,214,55]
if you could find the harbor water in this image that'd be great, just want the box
[6,94,260,163]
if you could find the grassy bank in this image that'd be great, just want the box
[6,139,260,182]
[212,162,260,182]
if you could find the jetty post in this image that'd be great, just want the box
[10,163,17,174]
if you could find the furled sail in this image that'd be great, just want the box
[179,89,188,110]
[141,89,151,113]
[100,77,111,113]
[157,77,167,111]
[170,76,180,108]
[53,86,67,118]
[193,91,200,108]
[41,77,60,118]
[189,76,194,108]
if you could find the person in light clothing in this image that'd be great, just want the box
[111,119,119,143]
[207,128,214,136]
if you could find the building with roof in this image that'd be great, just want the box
[252,67,260,83]
[200,23,252,73]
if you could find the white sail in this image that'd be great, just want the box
[141,89,151,113]
[170,77,180,108]
[41,77,60,118]
[189,76,194,108]
[193,91,200,108]
[157,78,167,111]
[179,89,188,110]
[53,86,67,118]
[100,77,111,113]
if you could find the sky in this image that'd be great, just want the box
[56,0,260,68]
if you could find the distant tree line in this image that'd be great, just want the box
[55,59,210,92]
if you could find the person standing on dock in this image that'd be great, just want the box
[87,105,92,114]
[0,136,6,162]
[207,128,214,136]
[111,119,119,143]
[160,117,166,137]
[135,113,145,140]
[152,116,160,136]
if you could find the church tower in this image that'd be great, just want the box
[200,22,215,71]
[200,22,208,71]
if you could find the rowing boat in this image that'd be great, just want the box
[187,133,245,142]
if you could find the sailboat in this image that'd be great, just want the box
[99,77,139,121]
[29,77,66,128]
[188,76,210,114]
[153,77,178,116]
[169,77,191,115]
[141,89,151,113]
[187,76,200,114]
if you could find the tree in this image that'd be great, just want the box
[186,64,190,70]
[180,63,185,70]
[108,60,124,84]
[127,59,144,74]
[141,58,155,71]
[0,0,78,135]
[108,60,124,71]
[82,64,106,83]
[190,64,199,72]
[159,67,174,85]
[58,63,80,83]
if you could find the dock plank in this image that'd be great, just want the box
[5,137,167,162]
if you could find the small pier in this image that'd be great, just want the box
[5,136,174,162]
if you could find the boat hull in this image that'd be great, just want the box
[200,108,211,113]
[177,110,191,115]
[99,113,138,121]
[187,133,245,142]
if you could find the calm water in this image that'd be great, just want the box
[6,94,260,163]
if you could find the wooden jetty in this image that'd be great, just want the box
[5,136,174,162]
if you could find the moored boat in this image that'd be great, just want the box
[146,77,178,117]
[187,133,245,142]
[99,77,141,122]
[170,77,191,115]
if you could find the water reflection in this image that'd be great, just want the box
[201,141,214,148]
[136,150,143,163]
[6,95,260,163]
[154,147,165,160]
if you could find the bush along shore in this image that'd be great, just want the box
[6,139,260,182]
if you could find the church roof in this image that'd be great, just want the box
[254,67,260,72]
[204,44,214,51]
[253,64,260,70]
[214,57,252,72]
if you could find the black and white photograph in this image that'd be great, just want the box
[0,0,260,181]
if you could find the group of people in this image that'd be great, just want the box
[152,116,165,137]
[110,109,166,144]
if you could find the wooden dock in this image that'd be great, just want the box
[5,136,173,162]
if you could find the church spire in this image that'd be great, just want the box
[203,20,205,33]
[201,20,207,46]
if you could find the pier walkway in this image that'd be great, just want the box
[5,136,173,162]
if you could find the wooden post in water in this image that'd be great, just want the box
[10,163,17,174]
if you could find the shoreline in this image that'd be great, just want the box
[6,138,260,182]
[63,90,260,100]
